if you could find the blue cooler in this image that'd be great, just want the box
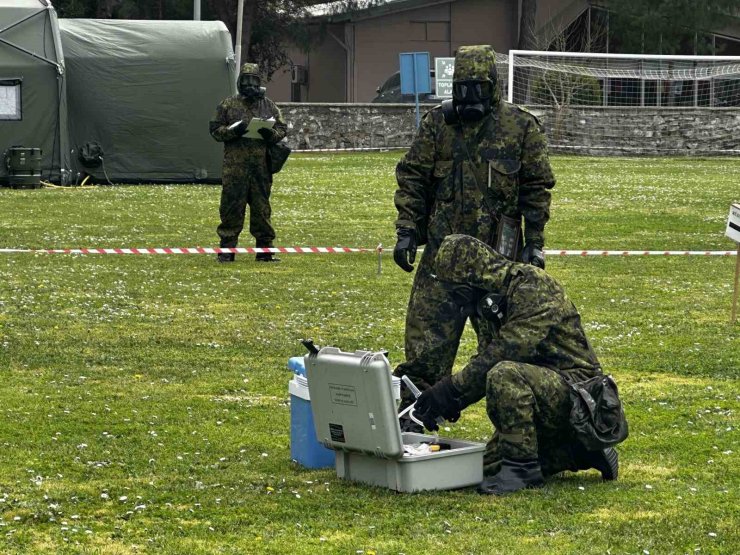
[288,356,335,469]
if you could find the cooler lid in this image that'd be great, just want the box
[305,347,403,459]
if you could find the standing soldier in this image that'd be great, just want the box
[392,45,555,411]
[210,62,287,263]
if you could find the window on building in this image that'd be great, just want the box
[426,22,450,42]
[0,79,21,120]
[409,21,450,42]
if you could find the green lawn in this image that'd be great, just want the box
[0,153,738,554]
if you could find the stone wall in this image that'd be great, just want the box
[535,107,740,156]
[278,102,740,156]
[278,103,427,151]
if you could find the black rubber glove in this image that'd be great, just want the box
[230,120,247,137]
[258,127,279,144]
[522,244,545,269]
[393,227,417,273]
[414,376,462,432]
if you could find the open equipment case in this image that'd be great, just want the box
[305,345,484,492]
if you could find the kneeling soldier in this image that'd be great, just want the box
[415,234,620,495]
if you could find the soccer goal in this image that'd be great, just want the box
[498,51,740,156]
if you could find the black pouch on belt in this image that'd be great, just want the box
[495,215,521,260]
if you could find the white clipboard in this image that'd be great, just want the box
[244,117,275,139]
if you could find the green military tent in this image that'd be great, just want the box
[59,18,236,183]
[0,0,69,183]
[0,0,236,185]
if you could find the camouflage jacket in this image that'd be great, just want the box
[434,234,601,408]
[394,102,554,252]
[209,95,287,161]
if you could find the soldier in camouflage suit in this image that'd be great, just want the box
[414,234,619,495]
[393,45,555,399]
[210,62,287,263]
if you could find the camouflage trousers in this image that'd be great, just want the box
[217,172,275,249]
[393,246,468,399]
[483,361,581,477]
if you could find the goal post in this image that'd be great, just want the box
[498,50,740,156]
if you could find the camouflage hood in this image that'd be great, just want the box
[435,234,512,291]
[239,62,260,79]
[452,45,502,106]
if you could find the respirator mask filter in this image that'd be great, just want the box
[476,292,507,331]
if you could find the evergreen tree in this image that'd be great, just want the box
[606,0,737,54]
[51,0,319,79]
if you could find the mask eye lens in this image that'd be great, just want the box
[454,83,467,97]
[454,81,492,101]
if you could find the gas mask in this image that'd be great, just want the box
[238,74,265,100]
[453,79,494,122]
[441,282,481,318]
[448,283,478,312]
[444,282,507,330]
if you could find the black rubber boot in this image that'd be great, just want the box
[583,448,619,480]
[477,458,545,495]
[255,253,280,263]
[217,252,235,263]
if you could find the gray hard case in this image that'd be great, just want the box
[305,347,484,492]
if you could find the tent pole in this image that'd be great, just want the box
[0,8,45,36]
[0,36,60,70]
[235,0,244,75]
[193,0,200,21]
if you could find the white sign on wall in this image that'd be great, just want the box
[434,57,455,98]
[727,203,740,243]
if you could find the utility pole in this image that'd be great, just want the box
[193,0,200,20]
[235,0,245,73]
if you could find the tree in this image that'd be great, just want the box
[51,1,383,80]
[513,0,538,104]
[206,1,380,80]
[605,0,737,54]
[522,13,607,140]
[518,0,537,51]
[53,0,192,19]
[52,0,316,79]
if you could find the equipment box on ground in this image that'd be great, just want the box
[305,347,485,492]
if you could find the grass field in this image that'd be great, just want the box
[0,153,738,554]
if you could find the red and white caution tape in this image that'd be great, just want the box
[0,246,380,255]
[0,247,736,256]
[544,249,737,256]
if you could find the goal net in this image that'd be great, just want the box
[497,51,740,156]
